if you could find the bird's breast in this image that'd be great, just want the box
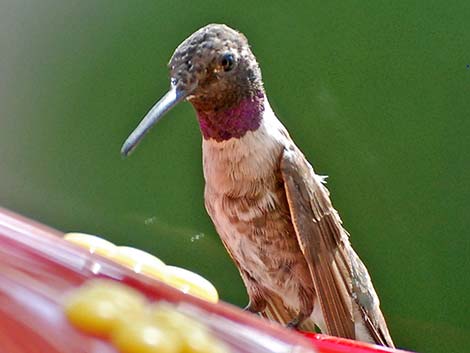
[201,103,314,306]
[201,114,288,240]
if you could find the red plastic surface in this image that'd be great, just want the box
[302,333,412,353]
[0,207,414,353]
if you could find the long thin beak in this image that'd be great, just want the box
[121,86,187,157]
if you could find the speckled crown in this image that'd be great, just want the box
[168,24,263,111]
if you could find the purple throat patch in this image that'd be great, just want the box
[196,91,265,142]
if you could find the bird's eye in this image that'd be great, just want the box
[220,53,235,72]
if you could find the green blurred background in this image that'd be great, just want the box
[1,1,469,352]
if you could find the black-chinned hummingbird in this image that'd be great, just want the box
[121,24,394,347]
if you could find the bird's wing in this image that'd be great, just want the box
[280,146,356,339]
[350,249,395,347]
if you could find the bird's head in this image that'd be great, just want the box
[121,24,265,156]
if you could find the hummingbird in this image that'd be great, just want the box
[121,24,394,347]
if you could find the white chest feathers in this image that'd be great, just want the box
[202,98,290,195]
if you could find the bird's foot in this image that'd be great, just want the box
[286,317,301,329]
[286,313,307,329]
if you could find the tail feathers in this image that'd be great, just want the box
[358,306,395,348]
